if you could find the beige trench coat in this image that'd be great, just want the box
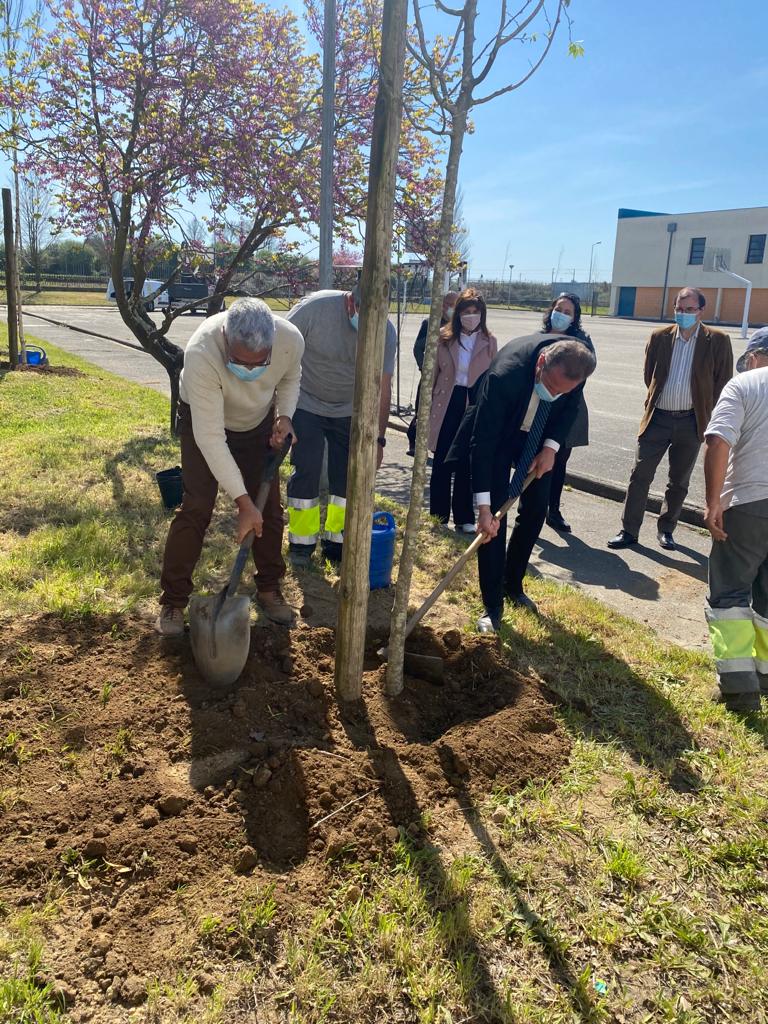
[428,331,497,451]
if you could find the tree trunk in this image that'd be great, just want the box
[333,0,409,701]
[385,4,477,695]
[2,188,20,367]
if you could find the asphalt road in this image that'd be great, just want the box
[17,303,752,510]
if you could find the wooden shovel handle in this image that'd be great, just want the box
[403,472,535,641]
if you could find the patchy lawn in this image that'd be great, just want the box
[1,330,767,1024]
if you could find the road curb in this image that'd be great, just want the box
[387,418,705,528]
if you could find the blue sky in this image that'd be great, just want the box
[458,0,768,283]
[5,0,765,285]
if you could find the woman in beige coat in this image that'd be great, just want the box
[428,288,497,531]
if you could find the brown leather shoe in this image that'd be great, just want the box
[257,590,295,626]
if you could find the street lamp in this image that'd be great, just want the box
[507,264,515,308]
[587,241,601,314]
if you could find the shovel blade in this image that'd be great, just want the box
[189,594,252,689]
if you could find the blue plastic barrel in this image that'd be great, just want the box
[25,345,47,366]
[155,466,184,510]
[369,511,396,589]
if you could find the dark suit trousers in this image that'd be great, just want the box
[621,409,700,537]
[478,455,551,613]
[407,381,421,450]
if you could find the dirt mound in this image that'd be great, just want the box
[0,614,568,1017]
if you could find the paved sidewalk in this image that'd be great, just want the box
[17,309,713,652]
[381,425,711,651]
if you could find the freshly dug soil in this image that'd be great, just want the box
[0,613,568,1018]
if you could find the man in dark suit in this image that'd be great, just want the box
[466,335,597,631]
[609,287,733,551]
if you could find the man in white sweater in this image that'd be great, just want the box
[156,299,304,635]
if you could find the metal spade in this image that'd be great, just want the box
[189,436,291,689]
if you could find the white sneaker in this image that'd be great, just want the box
[155,606,185,636]
[456,524,477,534]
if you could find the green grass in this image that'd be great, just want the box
[0,325,239,618]
[2,327,768,1021]
[18,289,111,306]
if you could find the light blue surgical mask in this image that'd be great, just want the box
[227,361,268,382]
[550,310,573,332]
[674,311,698,330]
[534,377,561,403]
[349,312,359,330]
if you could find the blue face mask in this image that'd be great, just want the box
[534,377,561,403]
[550,310,573,332]
[674,311,698,330]
[227,361,268,382]
[349,312,359,331]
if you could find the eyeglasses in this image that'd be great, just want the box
[223,330,271,369]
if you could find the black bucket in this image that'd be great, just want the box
[155,466,183,510]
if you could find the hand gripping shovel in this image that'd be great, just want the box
[379,472,535,683]
[189,436,292,689]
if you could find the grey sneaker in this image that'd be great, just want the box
[709,685,761,713]
[155,606,185,636]
[288,549,313,570]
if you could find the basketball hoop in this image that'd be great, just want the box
[702,247,731,273]
[702,246,751,339]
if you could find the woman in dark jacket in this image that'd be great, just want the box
[540,293,596,533]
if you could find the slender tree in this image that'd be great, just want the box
[386,0,579,694]
[334,0,409,700]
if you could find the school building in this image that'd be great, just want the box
[609,206,768,325]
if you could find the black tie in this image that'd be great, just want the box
[508,398,551,500]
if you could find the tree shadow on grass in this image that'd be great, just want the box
[499,611,704,790]
[335,697,603,1023]
[103,434,177,505]
[441,756,604,1022]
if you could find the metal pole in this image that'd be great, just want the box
[587,240,601,315]
[507,264,514,307]
[318,0,336,289]
[2,188,20,367]
[659,222,677,320]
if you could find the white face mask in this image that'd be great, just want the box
[460,312,481,332]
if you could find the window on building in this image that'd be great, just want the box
[746,234,766,264]
[688,237,706,265]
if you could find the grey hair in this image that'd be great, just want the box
[224,298,275,352]
[541,339,597,381]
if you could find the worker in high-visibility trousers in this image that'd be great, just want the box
[285,283,397,567]
[704,327,768,713]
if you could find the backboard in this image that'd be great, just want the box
[703,247,731,272]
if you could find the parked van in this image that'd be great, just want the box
[159,276,210,315]
[106,277,166,313]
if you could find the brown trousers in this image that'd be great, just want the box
[159,402,285,608]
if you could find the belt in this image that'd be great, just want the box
[655,408,694,418]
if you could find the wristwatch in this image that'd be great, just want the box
[377,436,386,447]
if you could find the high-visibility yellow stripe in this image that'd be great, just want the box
[288,504,320,539]
[754,621,768,663]
[707,615,755,662]
[325,500,346,537]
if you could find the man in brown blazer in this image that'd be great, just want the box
[609,287,733,551]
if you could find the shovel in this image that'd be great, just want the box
[189,435,292,689]
[379,473,535,683]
